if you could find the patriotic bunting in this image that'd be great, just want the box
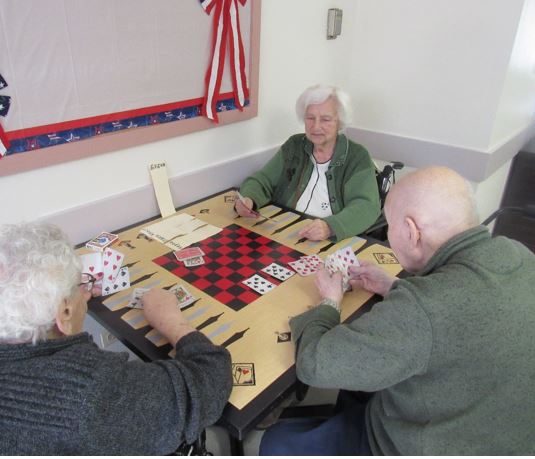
[0,73,10,157]
[200,0,249,122]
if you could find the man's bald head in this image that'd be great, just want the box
[384,166,479,271]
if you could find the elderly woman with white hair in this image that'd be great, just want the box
[0,222,232,455]
[236,84,380,241]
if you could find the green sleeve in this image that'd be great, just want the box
[289,286,432,391]
[239,148,285,210]
[324,155,381,241]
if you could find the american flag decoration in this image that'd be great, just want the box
[0,73,9,157]
[200,0,249,123]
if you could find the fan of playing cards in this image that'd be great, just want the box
[80,233,130,296]
[324,246,360,291]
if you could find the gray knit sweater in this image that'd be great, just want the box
[0,331,232,455]
[290,226,535,455]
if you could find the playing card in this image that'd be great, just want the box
[334,246,360,274]
[262,262,295,281]
[86,231,119,251]
[325,247,359,291]
[242,274,276,294]
[184,256,205,267]
[300,254,323,269]
[126,287,150,309]
[174,246,205,261]
[170,285,196,308]
[102,267,130,296]
[288,259,316,276]
[80,252,103,280]
[102,247,125,282]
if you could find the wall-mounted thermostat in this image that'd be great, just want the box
[327,8,343,40]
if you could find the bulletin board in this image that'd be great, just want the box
[0,0,260,176]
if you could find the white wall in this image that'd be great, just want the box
[0,0,356,228]
[1,0,533,229]
[491,0,535,147]
[348,0,527,150]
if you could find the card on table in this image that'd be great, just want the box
[242,274,276,294]
[174,246,205,261]
[262,262,295,281]
[170,285,196,308]
[102,267,130,296]
[288,254,323,277]
[127,287,150,309]
[184,256,205,267]
[85,231,118,252]
[288,259,315,276]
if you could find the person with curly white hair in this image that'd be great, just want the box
[0,222,232,455]
[236,84,380,241]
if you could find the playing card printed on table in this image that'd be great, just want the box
[85,231,118,252]
[102,267,130,296]
[242,274,276,295]
[262,262,295,281]
[170,284,196,308]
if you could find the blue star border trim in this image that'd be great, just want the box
[3,97,249,156]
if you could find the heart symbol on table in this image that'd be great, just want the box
[113,264,118,270]
[89,266,95,272]
[242,369,249,375]
[104,260,109,266]
[116,255,121,261]
[108,274,113,280]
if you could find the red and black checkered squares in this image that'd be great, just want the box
[153,224,303,311]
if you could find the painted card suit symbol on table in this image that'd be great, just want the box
[89,266,95,272]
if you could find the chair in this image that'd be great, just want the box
[364,161,404,241]
[482,204,535,226]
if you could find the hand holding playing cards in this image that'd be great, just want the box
[298,219,333,241]
[348,261,397,297]
[314,267,344,304]
[142,288,195,346]
[235,195,259,218]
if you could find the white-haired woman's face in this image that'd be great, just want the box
[304,97,340,151]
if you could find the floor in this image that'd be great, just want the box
[205,387,339,455]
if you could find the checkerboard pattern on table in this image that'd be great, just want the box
[152,224,304,311]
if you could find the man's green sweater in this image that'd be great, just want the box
[240,133,380,241]
[290,226,535,454]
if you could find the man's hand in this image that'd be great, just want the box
[349,260,397,297]
[314,267,344,304]
[142,288,195,346]
[235,196,259,218]
[298,219,333,241]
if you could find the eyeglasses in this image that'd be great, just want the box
[79,273,97,291]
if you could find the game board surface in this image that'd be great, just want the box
[153,224,304,311]
[82,190,403,413]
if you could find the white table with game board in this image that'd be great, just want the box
[79,188,402,454]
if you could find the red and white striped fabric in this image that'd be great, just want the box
[200,0,249,122]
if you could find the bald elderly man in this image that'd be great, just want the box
[260,166,535,455]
